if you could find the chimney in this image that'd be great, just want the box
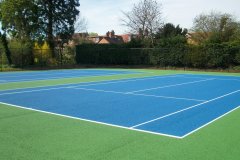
[106,31,110,37]
[109,30,115,38]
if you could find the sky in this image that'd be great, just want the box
[79,0,240,35]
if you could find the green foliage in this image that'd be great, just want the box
[125,38,143,48]
[235,51,240,64]
[0,0,40,40]
[0,0,80,58]
[155,23,188,39]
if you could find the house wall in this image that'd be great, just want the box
[98,38,110,44]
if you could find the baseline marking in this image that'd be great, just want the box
[0,101,181,139]
[130,89,240,128]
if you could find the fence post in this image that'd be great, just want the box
[41,48,43,70]
[1,49,3,72]
[21,48,23,69]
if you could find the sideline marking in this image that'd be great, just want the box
[0,101,181,139]
[181,105,240,138]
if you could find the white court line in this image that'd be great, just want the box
[180,73,240,78]
[0,87,67,96]
[181,105,240,138]
[2,72,128,83]
[128,78,215,94]
[178,74,240,82]
[0,101,181,139]
[72,87,206,102]
[130,89,240,128]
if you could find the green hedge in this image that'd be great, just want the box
[75,43,240,69]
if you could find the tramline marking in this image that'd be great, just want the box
[128,78,215,93]
[0,101,181,139]
[130,89,240,128]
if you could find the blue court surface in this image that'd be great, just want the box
[0,69,139,83]
[0,73,240,138]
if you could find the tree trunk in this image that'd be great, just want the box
[47,0,55,58]
[0,32,12,65]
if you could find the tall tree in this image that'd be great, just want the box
[191,11,240,44]
[38,0,80,57]
[122,0,163,44]
[0,0,39,64]
[0,31,12,64]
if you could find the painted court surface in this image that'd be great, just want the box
[0,70,240,138]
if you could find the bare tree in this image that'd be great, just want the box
[75,14,88,33]
[122,0,163,40]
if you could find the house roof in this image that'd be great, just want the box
[98,36,124,44]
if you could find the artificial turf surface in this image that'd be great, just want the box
[0,68,240,160]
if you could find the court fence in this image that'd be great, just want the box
[76,44,240,70]
[1,44,240,72]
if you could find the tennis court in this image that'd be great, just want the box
[0,70,239,138]
[0,69,139,83]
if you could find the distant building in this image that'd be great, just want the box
[68,30,138,46]
[88,30,137,44]
[186,32,212,45]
